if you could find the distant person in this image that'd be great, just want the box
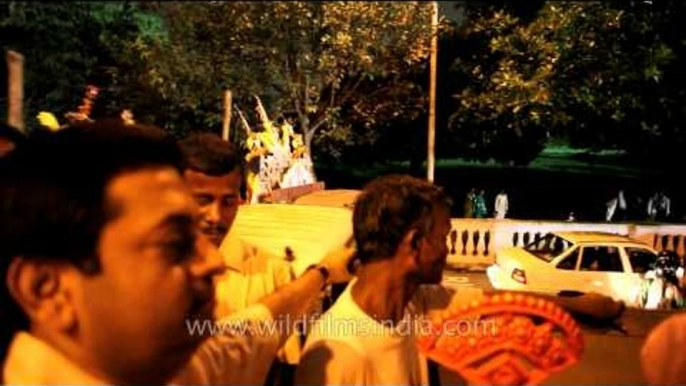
[607,190,627,222]
[630,193,645,221]
[494,190,509,219]
[566,212,575,222]
[606,196,618,222]
[658,192,672,222]
[463,188,475,218]
[648,192,659,221]
[648,191,671,222]
[473,189,488,218]
[617,190,628,220]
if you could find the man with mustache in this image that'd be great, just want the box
[179,133,295,316]
[0,122,352,385]
[178,133,302,381]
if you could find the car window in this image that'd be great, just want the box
[525,233,573,262]
[626,247,657,274]
[557,247,580,270]
[579,246,624,272]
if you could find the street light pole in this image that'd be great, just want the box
[427,1,439,183]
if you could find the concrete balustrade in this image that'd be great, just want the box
[447,219,686,269]
[230,203,686,272]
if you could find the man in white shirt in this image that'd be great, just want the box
[296,175,624,386]
[494,190,509,219]
[0,122,352,385]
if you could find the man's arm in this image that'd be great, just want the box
[483,290,625,321]
[258,245,355,342]
[418,285,624,323]
[175,246,354,385]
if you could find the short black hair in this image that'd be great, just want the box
[0,120,183,362]
[178,132,242,176]
[353,175,451,264]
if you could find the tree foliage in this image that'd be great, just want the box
[133,1,440,155]
[447,1,686,166]
[0,2,151,130]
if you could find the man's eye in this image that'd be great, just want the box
[194,195,213,206]
[223,196,238,206]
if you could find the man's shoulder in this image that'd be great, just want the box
[239,239,287,262]
[305,286,367,341]
[223,235,290,266]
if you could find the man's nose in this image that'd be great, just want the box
[204,202,221,224]
[190,234,227,279]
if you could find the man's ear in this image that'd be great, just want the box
[401,228,423,252]
[6,257,76,332]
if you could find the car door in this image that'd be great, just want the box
[576,245,626,300]
[549,246,586,294]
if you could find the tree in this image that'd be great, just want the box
[0,2,151,130]
[447,3,581,165]
[549,1,686,166]
[446,1,686,166]
[133,2,440,155]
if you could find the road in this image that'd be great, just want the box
[439,269,676,385]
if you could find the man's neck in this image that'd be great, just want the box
[351,260,419,326]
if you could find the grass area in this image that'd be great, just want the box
[322,144,664,180]
[316,145,676,222]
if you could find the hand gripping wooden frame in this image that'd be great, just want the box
[416,292,584,386]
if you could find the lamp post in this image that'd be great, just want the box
[427,1,439,182]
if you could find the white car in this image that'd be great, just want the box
[487,231,658,305]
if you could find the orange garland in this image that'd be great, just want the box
[417,292,583,386]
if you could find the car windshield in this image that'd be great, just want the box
[524,233,573,262]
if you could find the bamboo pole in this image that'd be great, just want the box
[6,50,25,132]
[222,90,232,141]
[427,1,439,183]
[236,108,252,135]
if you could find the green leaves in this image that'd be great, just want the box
[447,1,686,165]
[127,1,436,151]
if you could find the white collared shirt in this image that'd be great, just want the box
[3,304,281,385]
[3,332,105,385]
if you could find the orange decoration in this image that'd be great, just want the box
[416,292,583,386]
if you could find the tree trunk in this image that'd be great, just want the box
[301,116,319,181]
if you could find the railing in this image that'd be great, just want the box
[446,219,686,268]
